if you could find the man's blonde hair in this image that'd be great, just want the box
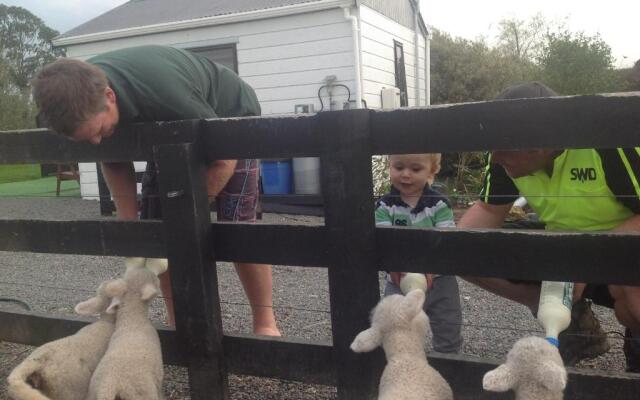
[32,58,109,136]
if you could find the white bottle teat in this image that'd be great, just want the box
[537,281,574,347]
[400,273,428,295]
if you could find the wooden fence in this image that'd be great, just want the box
[1,92,640,399]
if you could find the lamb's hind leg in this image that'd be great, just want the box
[116,378,161,400]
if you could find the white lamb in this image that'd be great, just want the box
[6,279,126,400]
[86,257,167,400]
[483,336,567,400]
[350,290,453,400]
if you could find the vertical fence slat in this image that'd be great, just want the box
[155,141,229,399]
[319,109,383,399]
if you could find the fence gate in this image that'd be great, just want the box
[1,92,640,399]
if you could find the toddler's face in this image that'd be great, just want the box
[389,154,437,199]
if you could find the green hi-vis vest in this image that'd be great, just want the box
[512,149,635,231]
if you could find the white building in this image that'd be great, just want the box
[53,0,430,200]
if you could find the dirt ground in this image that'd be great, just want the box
[0,198,630,399]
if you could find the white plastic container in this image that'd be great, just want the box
[400,273,428,294]
[537,281,574,347]
[292,157,321,194]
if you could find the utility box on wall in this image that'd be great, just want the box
[381,87,401,109]
[294,104,315,113]
[293,103,321,194]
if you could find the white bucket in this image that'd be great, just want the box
[292,157,321,194]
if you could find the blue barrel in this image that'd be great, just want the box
[261,160,293,194]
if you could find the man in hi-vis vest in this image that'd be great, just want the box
[459,82,640,372]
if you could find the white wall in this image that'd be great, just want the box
[78,161,145,200]
[65,8,355,199]
[359,5,426,109]
[65,8,354,114]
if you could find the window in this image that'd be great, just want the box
[393,40,408,107]
[189,44,238,73]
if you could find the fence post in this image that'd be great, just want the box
[155,141,229,399]
[319,109,383,399]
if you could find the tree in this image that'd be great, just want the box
[0,4,64,89]
[0,5,62,130]
[497,13,548,62]
[430,29,530,104]
[496,13,554,81]
[538,31,624,94]
[627,60,640,90]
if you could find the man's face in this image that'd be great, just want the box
[71,87,119,145]
[491,149,557,178]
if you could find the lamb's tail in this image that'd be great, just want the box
[6,359,53,400]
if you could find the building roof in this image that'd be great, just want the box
[58,0,335,39]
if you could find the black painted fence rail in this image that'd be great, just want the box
[1,220,639,285]
[2,92,639,164]
[1,93,639,399]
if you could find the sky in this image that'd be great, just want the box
[4,0,638,68]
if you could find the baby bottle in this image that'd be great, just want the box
[537,281,574,347]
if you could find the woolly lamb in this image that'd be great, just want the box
[351,290,453,400]
[86,257,167,400]
[6,279,125,400]
[483,336,567,400]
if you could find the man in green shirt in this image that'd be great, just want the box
[32,45,280,336]
[459,82,640,371]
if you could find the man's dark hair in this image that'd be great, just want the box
[495,82,558,100]
[31,58,109,136]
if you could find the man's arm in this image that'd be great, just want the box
[101,161,138,220]
[457,200,542,309]
[613,214,640,232]
[458,200,513,229]
[206,159,238,202]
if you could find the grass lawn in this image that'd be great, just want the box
[0,164,41,184]
[0,176,80,197]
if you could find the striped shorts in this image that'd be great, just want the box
[141,159,259,222]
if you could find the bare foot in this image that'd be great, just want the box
[254,327,282,336]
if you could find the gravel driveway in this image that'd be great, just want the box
[0,197,628,399]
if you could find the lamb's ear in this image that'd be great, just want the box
[140,283,160,301]
[350,328,382,353]
[400,289,425,320]
[75,297,102,315]
[105,297,122,314]
[539,361,567,391]
[124,257,146,270]
[76,279,126,315]
[145,258,168,276]
[103,279,127,314]
[483,364,516,392]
